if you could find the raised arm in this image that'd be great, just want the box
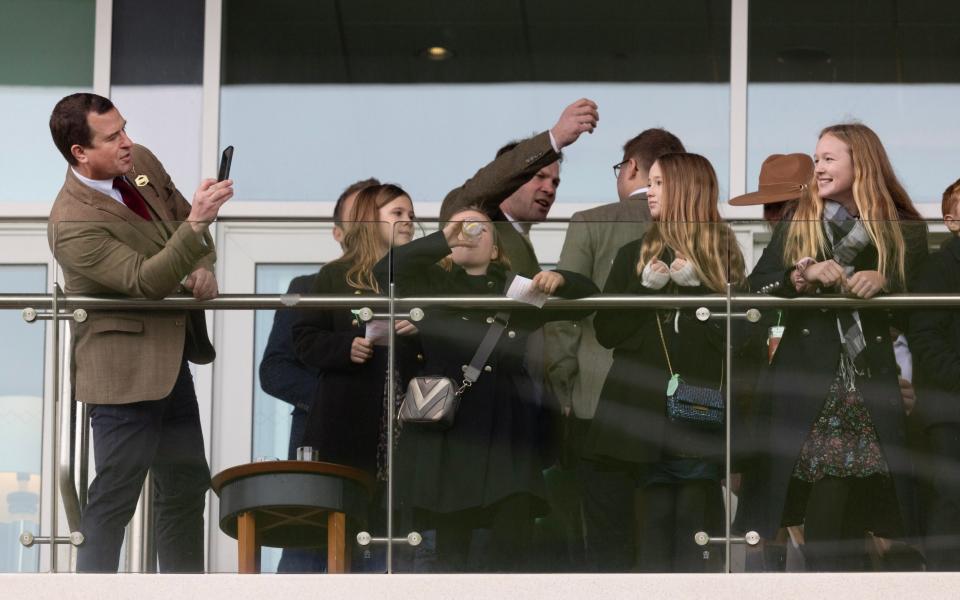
[439,99,599,221]
[374,221,484,293]
[51,220,212,300]
[374,229,455,293]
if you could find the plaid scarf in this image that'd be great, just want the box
[822,200,870,373]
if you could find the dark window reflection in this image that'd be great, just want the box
[750,0,960,82]
[222,0,730,84]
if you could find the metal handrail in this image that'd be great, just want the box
[3,292,960,311]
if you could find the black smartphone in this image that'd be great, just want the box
[217,146,234,181]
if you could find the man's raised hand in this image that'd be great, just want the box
[550,98,599,150]
[188,178,234,231]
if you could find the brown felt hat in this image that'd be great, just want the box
[729,153,814,206]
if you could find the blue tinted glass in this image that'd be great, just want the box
[0,265,46,572]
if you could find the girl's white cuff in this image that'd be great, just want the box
[641,262,670,289]
[669,261,701,287]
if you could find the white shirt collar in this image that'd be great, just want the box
[72,168,123,204]
[502,210,527,235]
[629,187,649,198]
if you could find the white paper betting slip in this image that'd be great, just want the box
[505,275,548,308]
[365,319,390,346]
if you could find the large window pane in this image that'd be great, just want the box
[252,262,322,573]
[747,0,960,206]
[111,0,205,203]
[111,0,203,86]
[0,0,94,87]
[253,263,323,462]
[0,0,95,202]
[223,0,728,84]
[220,0,731,205]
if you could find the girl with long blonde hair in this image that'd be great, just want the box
[585,153,747,572]
[739,123,928,571]
[636,152,746,292]
[782,123,922,295]
[292,183,420,480]
[333,183,415,293]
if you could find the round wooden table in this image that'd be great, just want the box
[211,460,374,574]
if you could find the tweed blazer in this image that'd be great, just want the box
[439,131,560,277]
[543,196,652,418]
[48,144,216,405]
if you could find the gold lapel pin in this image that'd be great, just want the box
[134,174,150,187]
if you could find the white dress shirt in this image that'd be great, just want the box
[72,168,124,205]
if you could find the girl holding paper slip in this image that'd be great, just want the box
[583,153,748,573]
[292,184,421,481]
[374,208,597,572]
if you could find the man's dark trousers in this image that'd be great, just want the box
[77,361,210,573]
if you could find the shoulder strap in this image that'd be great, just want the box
[654,315,674,376]
[461,311,511,388]
[655,311,724,390]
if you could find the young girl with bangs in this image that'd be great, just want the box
[584,152,747,572]
[740,123,928,570]
[375,208,598,572]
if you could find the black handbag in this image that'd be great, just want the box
[399,311,510,429]
[655,315,724,427]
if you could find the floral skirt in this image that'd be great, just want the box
[792,364,888,482]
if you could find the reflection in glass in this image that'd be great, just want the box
[386,217,600,573]
[254,263,322,462]
[736,215,930,573]
[0,265,46,572]
[253,262,320,573]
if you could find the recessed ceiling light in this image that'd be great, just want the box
[423,46,453,61]
[777,47,832,65]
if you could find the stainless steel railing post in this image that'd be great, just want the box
[386,281,396,573]
[78,402,91,509]
[19,286,86,570]
[725,283,733,573]
[126,473,156,573]
[49,282,60,573]
[54,346,80,532]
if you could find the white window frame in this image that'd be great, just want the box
[206,220,342,572]
[0,221,63,571]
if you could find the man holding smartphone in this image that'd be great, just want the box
[47,93,233,572]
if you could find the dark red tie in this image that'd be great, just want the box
[113,176,153,221]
